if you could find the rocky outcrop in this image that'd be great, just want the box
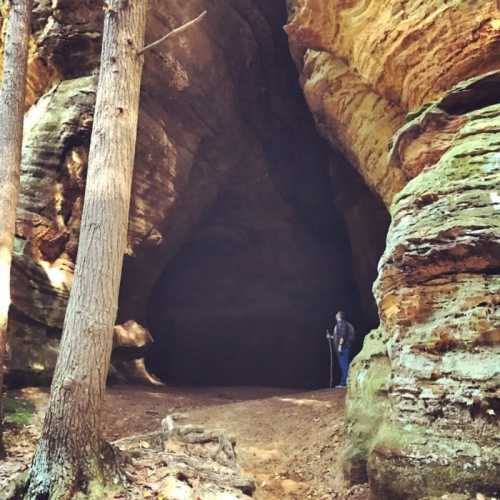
[287,0,500,498]
[286,0,500,205]
[366,75,500,498]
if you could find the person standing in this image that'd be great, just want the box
[327,310,355,387]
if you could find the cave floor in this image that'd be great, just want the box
[2,385,369,499]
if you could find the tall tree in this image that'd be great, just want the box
[24,1,148,497]
[0,0,32,454]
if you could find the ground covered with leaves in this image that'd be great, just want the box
[0,386,369,499]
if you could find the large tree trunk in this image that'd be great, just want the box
[0,0,32,453]
[25,1,148,498]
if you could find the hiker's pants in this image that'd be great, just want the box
[338,348,350,386]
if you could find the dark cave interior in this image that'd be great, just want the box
[143,133,389,388]
[142,2,390,388]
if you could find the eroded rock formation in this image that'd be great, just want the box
[4,0,497,496]
[287,1,500,497]
[2,1,385,387]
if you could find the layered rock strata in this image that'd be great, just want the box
[287,1,500,497]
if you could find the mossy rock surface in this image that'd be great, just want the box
[342,328,391,484]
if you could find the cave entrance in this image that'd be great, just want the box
[137,1,390,390]
[144,154,389,389]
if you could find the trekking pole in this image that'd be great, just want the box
[326,330,334,389]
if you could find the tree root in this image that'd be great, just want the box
[21,441,125,500]
[114,413,256,497]
[4,414,254,499]
[161,451,256,496]
[162,414,238,465]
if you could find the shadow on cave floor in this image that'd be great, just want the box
[146,183,385,389]
[142,210,385,390]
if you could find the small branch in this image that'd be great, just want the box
[137,10,207,56]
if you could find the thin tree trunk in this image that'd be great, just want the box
[25,1,148,498]
[0,0,32,454]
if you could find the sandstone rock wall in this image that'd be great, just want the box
[286,0,500,205]
[287,0,500,497]
[368,75,500,498]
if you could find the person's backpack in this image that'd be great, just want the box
[347,322,356,346]
[334,320,355,347]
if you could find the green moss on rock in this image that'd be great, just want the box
[342,328,392,484]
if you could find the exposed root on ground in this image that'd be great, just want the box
[114,413,255,498]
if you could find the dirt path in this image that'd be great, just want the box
[2,385,368,499]
[186,388,368,500]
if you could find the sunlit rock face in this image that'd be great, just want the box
[286,1,500,497]
[368,75,500,498]
[2,1,387,386]
[286,0,499,205]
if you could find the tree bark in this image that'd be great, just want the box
[24,1,148,498]
[0,0,32,454]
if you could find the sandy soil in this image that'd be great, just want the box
[1,385,369,499]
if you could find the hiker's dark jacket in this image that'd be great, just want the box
[333,320,355,350]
